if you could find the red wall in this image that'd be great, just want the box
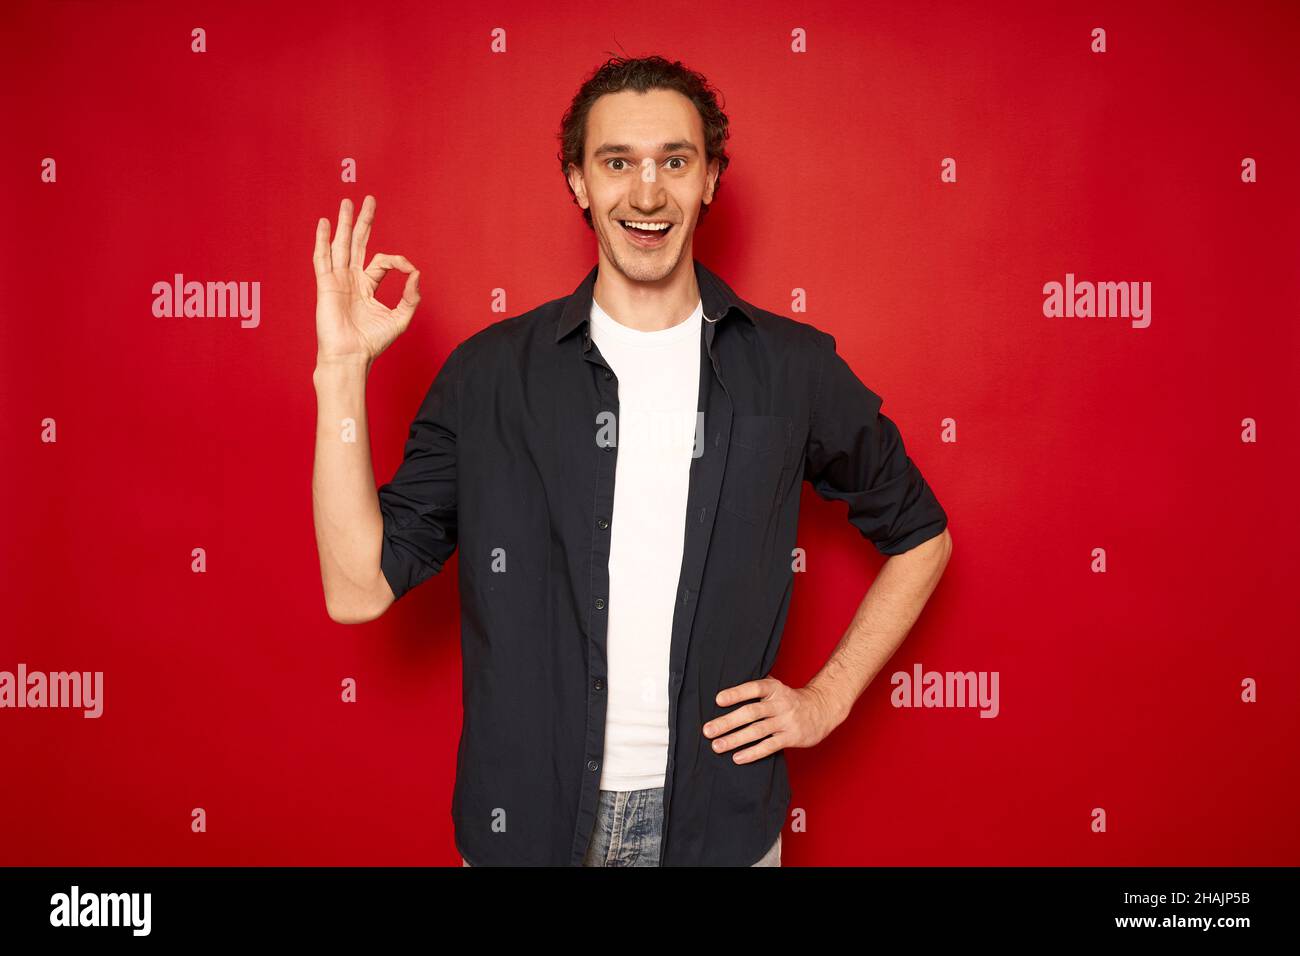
[3,0,1297,865]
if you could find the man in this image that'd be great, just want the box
[311,55,952,867]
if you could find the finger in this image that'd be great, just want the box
[703,700,771,738]
[733,732,783,764]
[362,252,415,288]
[716,679,771,707]
[708,703,775,740]
[392,268,421,327]
[312,218,331,277]
[330,197,353,270]
[350,195,376,269]
[715,718,778,755]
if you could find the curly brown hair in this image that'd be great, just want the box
[557,55,732,230]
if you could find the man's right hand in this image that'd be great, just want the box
[313,195,421,366]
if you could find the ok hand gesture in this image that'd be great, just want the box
[312,195,421,366]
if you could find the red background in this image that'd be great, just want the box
[3,0,1297,865]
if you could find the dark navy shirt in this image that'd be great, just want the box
[376,258,948,865]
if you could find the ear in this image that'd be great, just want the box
[567,162,589,211]
[702,157,720,206]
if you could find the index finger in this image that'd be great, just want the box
[715,679,773,707]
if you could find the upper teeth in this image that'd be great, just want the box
[622,220,670,231]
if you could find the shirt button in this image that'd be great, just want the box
[593,678,604,691]
[595,598,605,610]
[597,517,609,530]
[587,759,599,772]
[603,370,612,380]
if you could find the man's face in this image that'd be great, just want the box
[568,88,719,283]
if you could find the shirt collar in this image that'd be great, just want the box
[555,258,756,343]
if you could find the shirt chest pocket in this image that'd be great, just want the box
[718,415,793,525]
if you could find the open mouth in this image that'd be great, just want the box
[619,219,674,246]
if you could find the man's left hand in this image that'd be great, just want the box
[702,677,847,764]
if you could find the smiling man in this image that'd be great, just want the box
[311,55,952,867]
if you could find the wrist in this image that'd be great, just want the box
[315,352,371,374]
[808,679,852,728]
[315,349,371,367]
[314,353,371,390]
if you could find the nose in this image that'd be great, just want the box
[628,161,667,214]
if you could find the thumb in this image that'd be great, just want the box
[392,269,421,327]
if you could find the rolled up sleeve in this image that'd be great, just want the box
[803,332,948,555]
[376,343,465,601]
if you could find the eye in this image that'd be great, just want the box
[607,158,630,171]
[666,157,687,170]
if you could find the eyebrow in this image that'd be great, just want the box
[591,141,700,159]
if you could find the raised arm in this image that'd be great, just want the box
[311,195,422,623]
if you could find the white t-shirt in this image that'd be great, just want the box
[587,294,703,791]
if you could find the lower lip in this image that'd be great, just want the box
[620,221,674,247]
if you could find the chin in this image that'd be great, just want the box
[614,249,681,283]
[604,230,687,282]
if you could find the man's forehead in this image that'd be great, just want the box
[591,139,699,159]
[586,90,702,148]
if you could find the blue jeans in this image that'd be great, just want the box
[461,786,782,866]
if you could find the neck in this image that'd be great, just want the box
[592,245,701,332]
